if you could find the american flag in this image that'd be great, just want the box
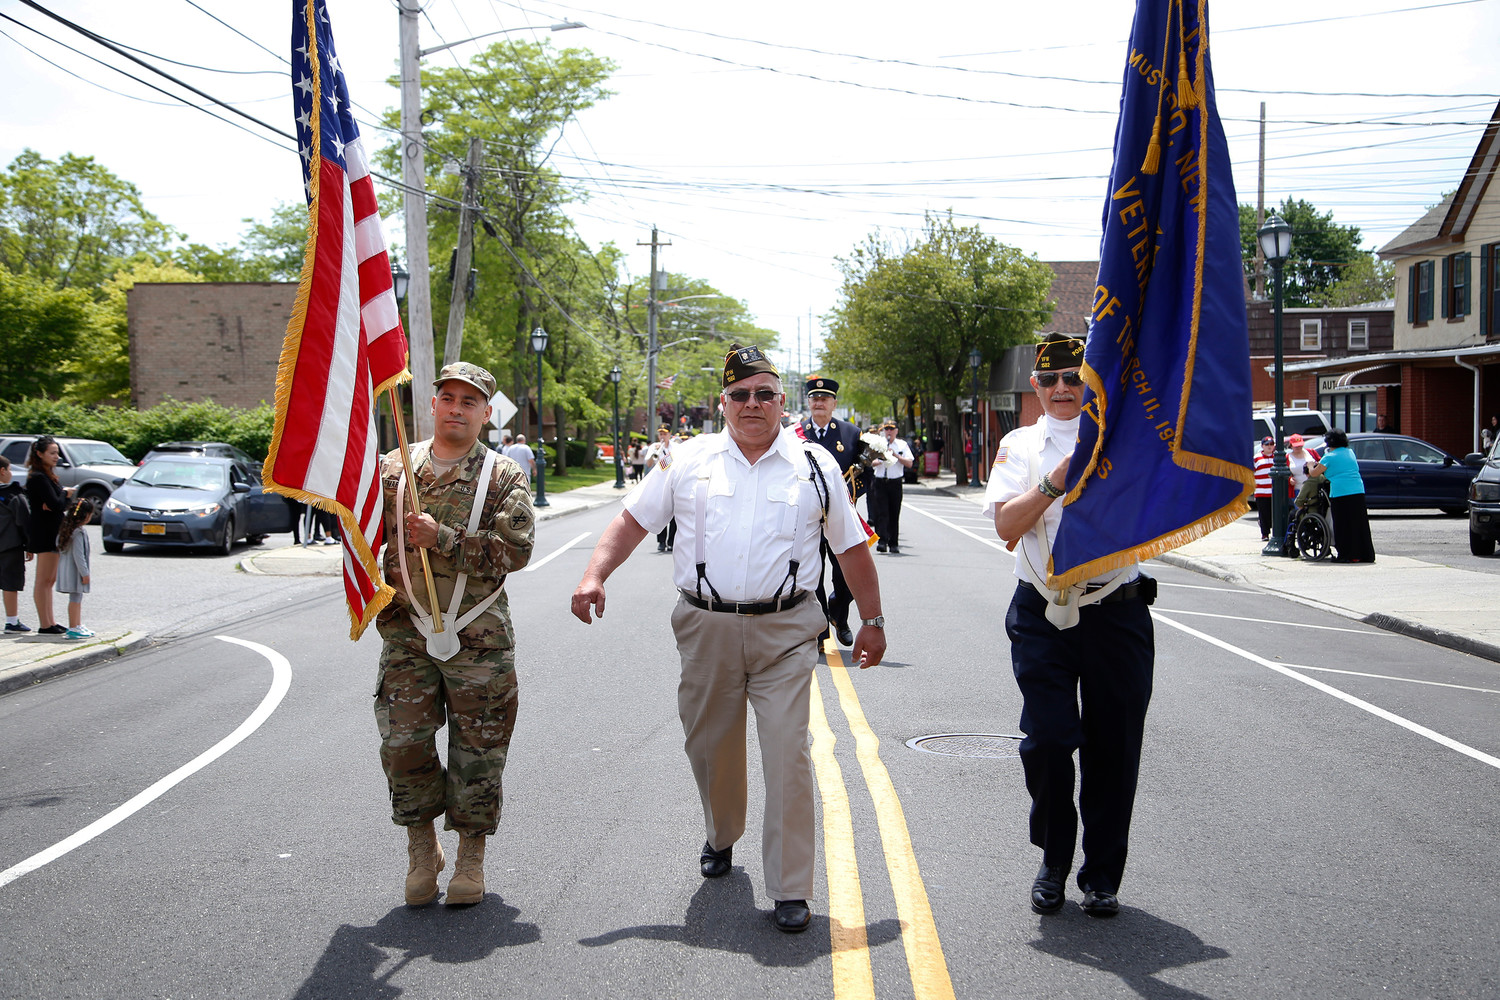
[264,0,410,639]
[656,373,676,390]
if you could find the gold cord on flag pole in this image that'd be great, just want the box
[387,385,445,633]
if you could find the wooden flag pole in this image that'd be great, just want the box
[387,384,445,632]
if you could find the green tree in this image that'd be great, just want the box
[174,201,309,282]
[825,212,1054,483]
[1306,254,1395,307]
[1240,198,1366,307]
[0,269,98,397]
[0,149,178,294]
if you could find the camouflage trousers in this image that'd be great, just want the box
[374,639,519,835]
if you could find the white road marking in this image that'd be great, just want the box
[1153,608,1376,634]
[905,504,1011,554]
[1277,664,1500,696]
[1153,613,1500,771]
[0,636,292,889]
[1152,581,1259,594]
[521,531,592,573]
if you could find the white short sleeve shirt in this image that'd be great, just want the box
[982,415,1135,586]
[624,426,865,600]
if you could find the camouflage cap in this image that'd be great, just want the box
[435,361,496,398]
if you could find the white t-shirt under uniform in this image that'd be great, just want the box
[624,426,865,602]
[981,414,1136,588]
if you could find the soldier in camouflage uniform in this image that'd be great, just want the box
[375,362,535,906]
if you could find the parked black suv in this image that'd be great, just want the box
[1467,436,1500,555]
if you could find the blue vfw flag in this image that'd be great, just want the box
[1048,0,1254,589]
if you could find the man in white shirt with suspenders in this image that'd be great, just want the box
[571,345,887,934]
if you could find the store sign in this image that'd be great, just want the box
[1318,376,1341,395]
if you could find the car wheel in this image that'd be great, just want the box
[79,486,109,508]
[103,540,124,554]
[218,515,235,556]
[1470,529,1496,557]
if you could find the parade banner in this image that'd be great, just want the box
[1048,0,1254,589]
[264,0,411,638]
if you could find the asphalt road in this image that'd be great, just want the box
[1,499,1497,999]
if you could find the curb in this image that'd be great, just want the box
[0,631,153,696]
[1362,612,1500,664]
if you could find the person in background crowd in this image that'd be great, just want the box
[1285,434,1320,495]
[1253,436,1275,542]
[25,436,71,636]
[868,421,915,554]
[643,426,676,552]
[55,497,96,640]
[1310,429,1376,564]
[1483,415,1498,452]
[504,434,536,481]
[0,455,32,633]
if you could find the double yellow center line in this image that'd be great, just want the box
[810,643,955,1000]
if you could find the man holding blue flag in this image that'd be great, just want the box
[987,334,1155,919]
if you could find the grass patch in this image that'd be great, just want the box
[545,463,625,492]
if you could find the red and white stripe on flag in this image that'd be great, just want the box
[265,0,410,639]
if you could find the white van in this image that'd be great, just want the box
[1251,409,1331,452]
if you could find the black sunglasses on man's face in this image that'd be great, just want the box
[725,388,780,404]
[1033,371,1083,388]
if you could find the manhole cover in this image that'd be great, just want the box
[905,733,1023,759]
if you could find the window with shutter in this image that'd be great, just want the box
[1348,318,1368,350]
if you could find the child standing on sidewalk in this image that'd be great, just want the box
[55,498,95,640]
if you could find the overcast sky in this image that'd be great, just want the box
[3,0,1497,373]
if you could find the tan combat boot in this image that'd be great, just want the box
[405,821,445,905]
[446,833,486,905]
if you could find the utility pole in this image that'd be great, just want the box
[442,137,483,367]
[1254,101,1267,300]
[398,0,435,439]
[639,226,670,431]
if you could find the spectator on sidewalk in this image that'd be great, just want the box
[25,435,71,636]
[0,455,32,633]
[1310,429,1375,564]
[1253,437,1274,542]
[55,498,96,640]
[504,434,536,482]
[1285,434,1319,494]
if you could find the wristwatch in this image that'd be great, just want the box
[860,616,885,629]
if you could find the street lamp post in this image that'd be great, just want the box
[1258,214,1294,556]
[531,326,550,507]
[609,365,625,489]
[968,347,984,487]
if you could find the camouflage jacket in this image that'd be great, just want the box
[376,438,535,649]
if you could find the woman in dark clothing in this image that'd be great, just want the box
[25,436,70,635]
[1310,429,1376,564]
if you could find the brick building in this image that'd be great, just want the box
[127,282,296,409]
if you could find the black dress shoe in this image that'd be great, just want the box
[700,841,732,878]
[835,624,854,646]
[773,899,811,933]
[889,544,900,554]
[1079,888,1119,918]
[876,541,887,553]
[1030,864,1067,914]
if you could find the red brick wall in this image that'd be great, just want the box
[1403,365,1472,455]
[128,282,296,409]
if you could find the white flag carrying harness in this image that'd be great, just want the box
[1018,447,1126,630]
[394,445,505,661]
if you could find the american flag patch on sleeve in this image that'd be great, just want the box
[992,446,1009,466]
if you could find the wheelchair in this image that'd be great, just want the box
[1285,480,1332,561]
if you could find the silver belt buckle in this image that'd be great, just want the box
[736,602,754,616]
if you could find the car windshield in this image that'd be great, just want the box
[133,460,227,491]
[66,442,131,465]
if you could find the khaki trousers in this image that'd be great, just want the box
[670,593,825,901]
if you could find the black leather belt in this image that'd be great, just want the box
[1019,577,1152,605]
[678,590,808,615]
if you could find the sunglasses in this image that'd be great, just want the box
[1033,371,1084,388]
[726,388,780,404]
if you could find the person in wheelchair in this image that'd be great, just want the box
[1286,471,1331,560]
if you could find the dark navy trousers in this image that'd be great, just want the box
[1005,581,1154,894]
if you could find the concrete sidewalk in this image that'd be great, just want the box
[936,480,1500,664]
[0,477,631,695]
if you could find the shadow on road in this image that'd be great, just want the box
[291,897,540,999]
[578,870,902,968]
[1029,907,1229,1000]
